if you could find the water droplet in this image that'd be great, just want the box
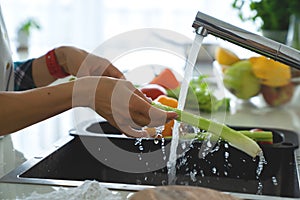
[272,176,278,186]
[139,146,144,151]
[212,167,217,174]
[256,151,267,177]
[138,154,142,160]
[154,139,159,145]
[224,152,229,159]
[181,142,186,149]
[224,171,228,176]
[190,171,197,182]
[256,181,263,195]
[200,170,205,177]
[211,145,220,153]
[134,138,143,146]
[207,141,212,148]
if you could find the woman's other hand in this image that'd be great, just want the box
[74,77,178,137]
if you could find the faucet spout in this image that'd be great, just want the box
[192,11,300,70]
[195,26,208,37]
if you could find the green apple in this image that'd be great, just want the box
[223,60,261,100]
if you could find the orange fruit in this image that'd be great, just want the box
[249,56,291,87]
[215,47,240,66]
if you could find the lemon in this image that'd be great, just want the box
[249,56,291,87]
[215,47,240,65]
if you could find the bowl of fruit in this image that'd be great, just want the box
[213,47,297,107]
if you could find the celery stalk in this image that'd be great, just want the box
[152,102,262,158]
[167,131,272,143]
[239,131,273,143]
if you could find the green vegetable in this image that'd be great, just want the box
[231,0,291,31]
[167,76,230,113]
[165,130,273,143]
[152,101,262,158]
[239,130,273,143]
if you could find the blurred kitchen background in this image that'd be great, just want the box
[1,0,258,59]
[0,0,272,158]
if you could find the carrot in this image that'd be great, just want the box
[150,68,180,90]
[155,95,178,137]
[162,120,174,137]
[155,95,178,108]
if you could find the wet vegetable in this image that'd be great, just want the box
[152,101,263,158]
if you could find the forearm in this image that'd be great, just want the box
[0,81,74,135]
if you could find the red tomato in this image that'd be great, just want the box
[139,84,167,100]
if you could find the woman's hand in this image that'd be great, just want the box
[74,77,178,137]
[55,46,124,79]
[32,46,124,87]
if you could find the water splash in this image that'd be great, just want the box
[256,151,267,195]
[167,34,204,185]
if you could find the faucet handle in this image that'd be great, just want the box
[192,11,300,70]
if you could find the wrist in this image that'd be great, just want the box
[72,77,97,108]
[54,46,68,68]
[46,49,70,78]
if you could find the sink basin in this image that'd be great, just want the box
[1,121,299,199]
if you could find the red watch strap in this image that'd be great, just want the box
[46,49,69,78]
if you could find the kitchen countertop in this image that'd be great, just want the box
[1,69,300,199]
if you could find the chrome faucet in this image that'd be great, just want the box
[192,11,300,70]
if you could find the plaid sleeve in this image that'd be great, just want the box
[13,59,36,91]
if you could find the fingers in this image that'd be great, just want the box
[128,91,177,128]
[133,87,152,103]
[166,111,179,121]
[105,64,125,79]
[108,119,150,138]
[78,53,125,79]
[120,126,150,138]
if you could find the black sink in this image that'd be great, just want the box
[1,121,299,199]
